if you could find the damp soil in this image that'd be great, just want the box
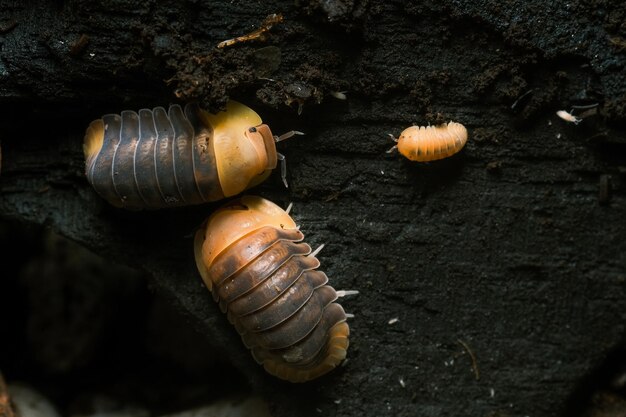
[1,1,626,416]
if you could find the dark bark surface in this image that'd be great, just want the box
[1,1,626,416]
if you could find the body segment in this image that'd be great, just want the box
[194,196,349,383]
[84,101,278,209]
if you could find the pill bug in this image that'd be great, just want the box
[556,110,581,124]
[194,195,353,383]
[388,122,468,162]
[83,101,300,209]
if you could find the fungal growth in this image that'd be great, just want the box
[388,122,468,162]
[83,101,302,209]
[194,195,354,383]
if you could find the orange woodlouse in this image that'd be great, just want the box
[83,101,301,209]
[194,195,356,382]
[387,122,468,162]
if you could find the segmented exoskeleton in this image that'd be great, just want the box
[84,101,297,209]
[388,122,468,162]
[194,196,354,383]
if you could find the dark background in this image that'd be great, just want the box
[1,1,625,416]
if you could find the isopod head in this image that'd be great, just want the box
[194,196,350,382]
[195,196,295,287]
[393,122,468,162]
[83,101,279,208]
[199,101,278,196]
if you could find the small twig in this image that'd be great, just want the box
[457,339,480,380]
[583,131,609,142]
[609,36,626,51]
[577,108,598,119]
[217,13,283,49]
[570,103,599,110]
[510,89,534,110]
[0,20,17,34]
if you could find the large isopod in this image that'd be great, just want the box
[194,195,354,383]
[388,122,468,162]
[83,101,300,209]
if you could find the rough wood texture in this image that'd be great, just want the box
[1,1,625,416]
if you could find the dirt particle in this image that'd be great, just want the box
[486,161,503,174]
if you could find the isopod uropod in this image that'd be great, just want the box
[83,101,300,209]
[194,195,352,383]
[388,122,468,162]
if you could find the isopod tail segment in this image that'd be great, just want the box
[83,100,303,210]
[194,195,356,383]
[387,121,468,162]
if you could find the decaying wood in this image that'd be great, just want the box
[0,1,625,416]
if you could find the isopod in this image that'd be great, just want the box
[556,110,581,124]
[83,101,301,209]
[194,195,354,382]
[387,122,468,162]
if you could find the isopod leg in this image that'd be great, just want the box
[309,244,324,258]
[387,134,399,154]
[336,290,359,297]
[274,130,305,142]
[277,153,288,188]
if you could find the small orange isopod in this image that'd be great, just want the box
[387,122,468,162]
